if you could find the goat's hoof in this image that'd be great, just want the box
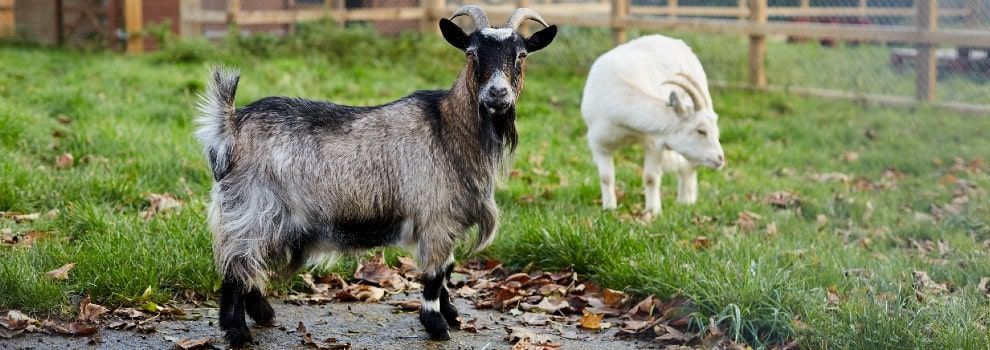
[440,303,460,328]
[224,327,254,348]
[420,310,451,340]
[246,302,276,326]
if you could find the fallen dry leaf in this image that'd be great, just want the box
[112,308,146,319]
[692,236,712,250]
[353,252,392,284]
[765,191,801,209]
[913,270,949,300]
[735,211,762,232]
[0,310,38,331]
[978,277,990,298]
[45,263,76,280]
[602,288,627,307]
[826,288,841,306]
[335,284,385,302]
[506,327,560,349]
[458,317,479,333]
[386,299,420,311]
[78,296,109,321]
[55,153,74,169]
[140,193,183,219]
[173,337,212,350]
[578,310,604,330]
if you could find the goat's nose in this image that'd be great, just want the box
[489,87,508,98]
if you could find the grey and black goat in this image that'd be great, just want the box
[195,6,556,347]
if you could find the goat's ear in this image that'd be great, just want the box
[524,25,557,53]
[439,19,470,51]
[667,91,687,117]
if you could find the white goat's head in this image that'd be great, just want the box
[660,74,726,170]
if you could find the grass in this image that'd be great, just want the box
[1,22,989,348]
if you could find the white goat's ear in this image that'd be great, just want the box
[667,91,687,117]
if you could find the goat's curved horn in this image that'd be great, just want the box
[674,72,710,110]
[451,5,490,30]
[661,78,706,111]
[505,8,549,31]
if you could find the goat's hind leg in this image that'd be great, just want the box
[244,287,275,326]
[219,276,253,348]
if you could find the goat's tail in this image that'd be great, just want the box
[195,67,241,181]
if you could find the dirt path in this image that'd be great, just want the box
[0,298,653,350]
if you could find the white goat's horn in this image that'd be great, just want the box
[505,8,549,31]
[451,5,490,30]
[661,77,706,111]
[674,72,710,110]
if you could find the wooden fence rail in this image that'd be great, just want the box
[167,0,987,112]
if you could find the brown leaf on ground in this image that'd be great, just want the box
[913,270,949,300]
[335,284,385,302]
[602,288,627,308]
[655,323,693,342]
[620,319,656,333]
[578,310,604,330]
[140,193,183,219]
[1,229,45,248]
[78,296,108,321]
[0,310,38,331]
[826,288,841,306]
[395,256,419,279]
[45,263,76,280]
[765,191,801,209]
[173,337,212,350]
[520,298,569,314]
[353,252,393,284]
[112,308,146,319]
[627,295,657,319]
[692,236,712,250]
[55,153,74,169]
[386,299,420,312]
[506,327,560,349]
[43,320,98,336]
[734,211,762,232]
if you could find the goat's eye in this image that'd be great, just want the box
[697,129,708,136]
[466,50,476,59]
[517,52,527,60]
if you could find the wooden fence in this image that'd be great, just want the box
[0,0,14,37]
[113,0,990,112]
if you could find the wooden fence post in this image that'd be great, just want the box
[915,0,937,102]
[179,0,202,38]
[0,0,14,37]
[610,0,628,45]
[226,0,240,28]
[737,0,746,20]
[420,0,442,34]
[125,0,143,53]
[668,0,678,19]
[748,0,767,88]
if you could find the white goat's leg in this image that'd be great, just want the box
[590,143,617,210]
[676,167,698,204]
[642,144,664,216]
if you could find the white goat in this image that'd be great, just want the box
[581,34,725,216]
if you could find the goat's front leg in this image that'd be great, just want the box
[676,167,698,204]
[418,236,456,340]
